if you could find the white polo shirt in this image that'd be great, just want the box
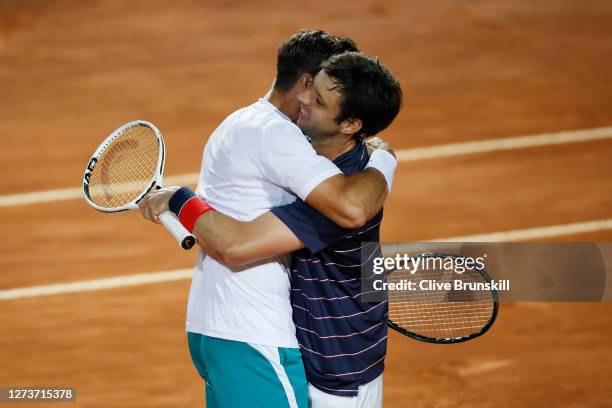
[186,98,342,347]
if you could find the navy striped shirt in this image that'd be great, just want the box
[271,143,387,396]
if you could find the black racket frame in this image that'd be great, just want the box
[386,252,499,344]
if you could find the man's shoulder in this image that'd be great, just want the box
[225,101,301,136]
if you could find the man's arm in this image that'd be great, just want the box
[138,188,303,267]
[196,162,391,261]
[137,184,367,268]
[305,167,387,230]
[259,121,396,229]
[307,136,395,229]
[193,193,360,265]
[192,192,372,266]
[191,166,389,260]
[192,211,303,267]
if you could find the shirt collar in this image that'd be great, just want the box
[333,143,367,170]
[258,98,291,122]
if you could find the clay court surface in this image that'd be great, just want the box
[1,1,611,406]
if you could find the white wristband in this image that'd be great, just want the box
[365,149,397,191]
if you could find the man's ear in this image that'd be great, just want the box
[297,73,314,90]
[340,118,363,136]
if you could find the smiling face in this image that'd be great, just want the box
[297,52,402,145]
[296,70,345,140]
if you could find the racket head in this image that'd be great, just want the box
[387,252,499,344]
[83,120,165,212]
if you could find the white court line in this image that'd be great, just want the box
[395,126,612,161]
[1,218,611,300]
[1,126,611,208]
[0,173,200,208]
[0,269,193,300]
[429,219,612,242]
[457,359,514,376]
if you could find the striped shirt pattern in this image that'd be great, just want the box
[271,143,388,396]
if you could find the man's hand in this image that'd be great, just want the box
[364,136,395,158]
[138,186,180,224]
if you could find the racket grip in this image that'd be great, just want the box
[159,211,196,250]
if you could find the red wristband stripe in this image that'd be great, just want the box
[178,196,214,232]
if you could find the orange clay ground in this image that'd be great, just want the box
[1,1,611,407]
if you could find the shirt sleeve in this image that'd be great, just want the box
[271,198,351,254]
[258,120,342,201]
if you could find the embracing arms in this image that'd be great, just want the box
[139,190,302,267]
[191,211,302,266]
[258,125,396,229]
[138,136,395,264]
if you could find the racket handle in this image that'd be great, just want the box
[159,211,196,250]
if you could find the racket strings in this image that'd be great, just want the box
[387,258,495,340]
[87,125,159,208]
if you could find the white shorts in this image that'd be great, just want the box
[308,375,383,408]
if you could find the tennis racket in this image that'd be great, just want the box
[82,120,196,250]
[386,252,498,343]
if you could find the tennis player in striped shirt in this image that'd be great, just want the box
[141,51,402,407]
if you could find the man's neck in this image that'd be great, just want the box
[264,88,295,120]
[311,135,357,162]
